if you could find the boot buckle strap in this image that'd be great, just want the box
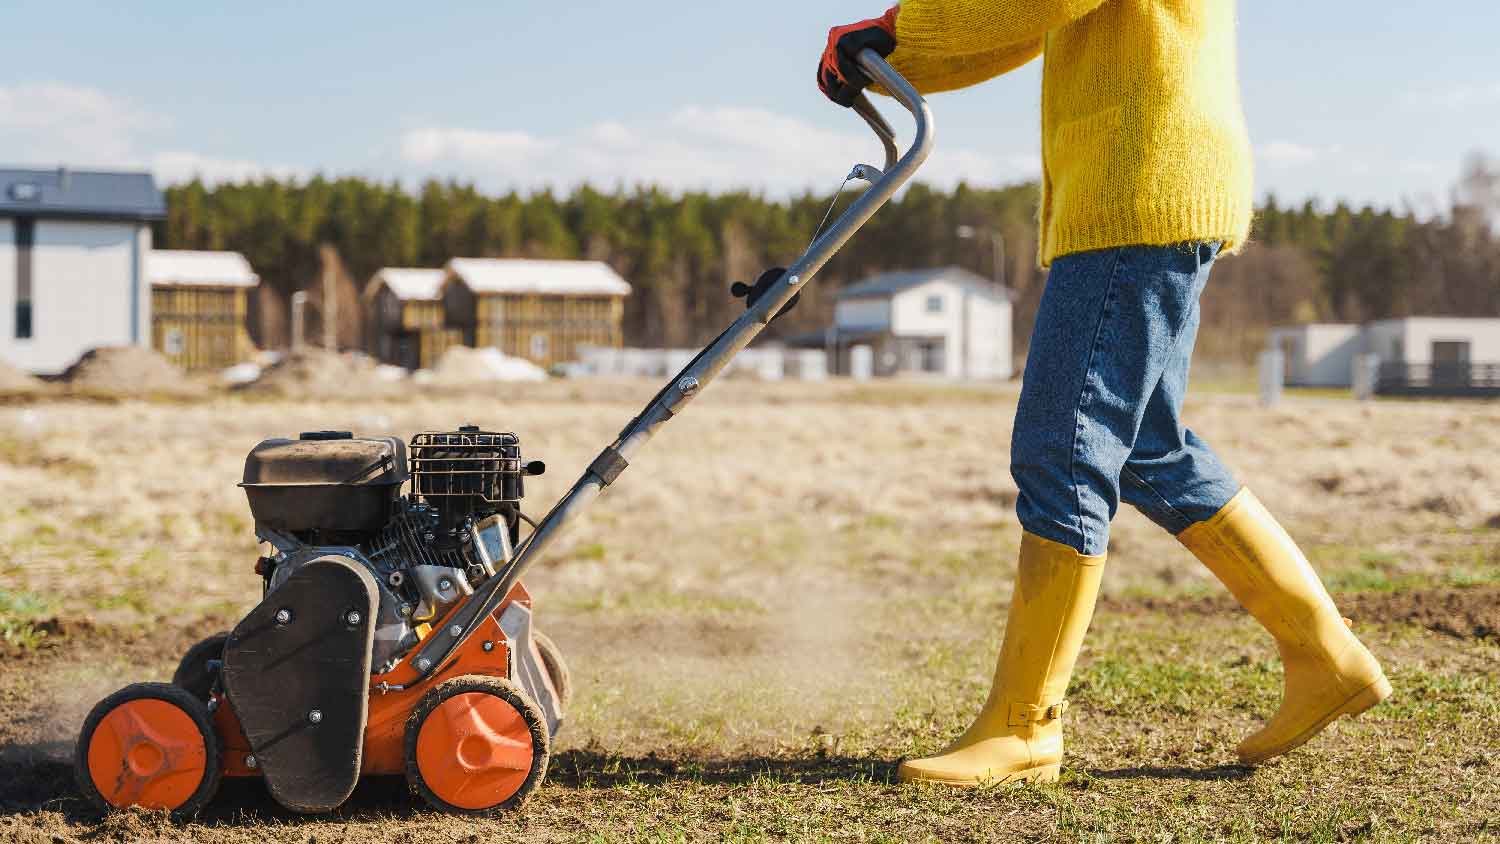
[1007,700,1068,726]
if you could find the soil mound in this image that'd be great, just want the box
[60,346,202,396]
[427,346,547,384]
[0,358,44,395]
[237,348,405,399]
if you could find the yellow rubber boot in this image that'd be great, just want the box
[899,532,1105,786]
[1178,489,1392,764]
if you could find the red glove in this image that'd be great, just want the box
[817,6,898,107]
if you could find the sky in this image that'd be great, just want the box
[3,0,1497,214]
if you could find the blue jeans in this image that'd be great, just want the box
[1011,242,1241,555]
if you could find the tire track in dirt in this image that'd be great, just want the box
[1098,584,1499,640]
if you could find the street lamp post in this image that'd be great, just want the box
[956,224,1006,291]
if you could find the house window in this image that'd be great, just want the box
[530,332,549,359]
[925,294,943,313]
[14,217,34,339]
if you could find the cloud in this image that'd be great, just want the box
[397,106,1038,195]
[0,82,159,165]
[1407,82,1500,110]
[1441,82,1500,109]
[399,128,548,166]
[150,151,309,186]
[1,81,1038,194]
[1257,141,1344,167]
[0,81,297,186]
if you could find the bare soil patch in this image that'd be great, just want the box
[1100,584,1500,639]
[0,614,234,666]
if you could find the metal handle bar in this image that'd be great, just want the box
[406,49,934,679]
[852,93,899,174]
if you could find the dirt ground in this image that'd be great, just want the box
[2,379,1498,842]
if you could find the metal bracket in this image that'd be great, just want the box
[586,446,629,486]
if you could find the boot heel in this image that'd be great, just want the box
[1343,675,1393,718]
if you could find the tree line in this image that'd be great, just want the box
[159,153,1499,362]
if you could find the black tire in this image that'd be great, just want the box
[404,675,549,815]
[532,630,573,711]
[75,682,222,818]
[172,631,230,701]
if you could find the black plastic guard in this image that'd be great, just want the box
[223,554,377,813]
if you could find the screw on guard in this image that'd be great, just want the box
[409,49,935,678]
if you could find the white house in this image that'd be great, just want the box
[1267,323,1362,387]
[815,267,1012,379]
[1359,317,1500,368]
[1363,317,1500,395]
[1270,317,1500,394]
[0,168,166,375]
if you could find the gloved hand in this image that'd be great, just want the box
[730,266,799,323]
[817,6,899,107]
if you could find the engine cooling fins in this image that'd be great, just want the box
[222,554,378,813]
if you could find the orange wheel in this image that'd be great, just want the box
[75,682,221,816]
[404,675,548,814]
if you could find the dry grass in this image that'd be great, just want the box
[2,379,1498,842]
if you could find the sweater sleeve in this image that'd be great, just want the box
[882,0,1106,93]
[900,0,1110,50]
[883,36,1042,95]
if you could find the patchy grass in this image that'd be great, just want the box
[0,588,52,652]
[3,383,1500,841]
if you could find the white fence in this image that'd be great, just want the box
[576,345,827,381]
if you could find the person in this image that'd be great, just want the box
[816,1,1391,786]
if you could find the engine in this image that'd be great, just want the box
[240,426,542,671]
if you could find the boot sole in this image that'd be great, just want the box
[1239,674,1393,765]
[899,762,1060,787]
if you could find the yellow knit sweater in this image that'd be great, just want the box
[883,0,1253,265]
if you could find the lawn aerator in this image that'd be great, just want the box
[73,50,932,817]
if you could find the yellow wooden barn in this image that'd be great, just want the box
[363,267,462,370]
[440,259,630,370]
[146,250,258,370]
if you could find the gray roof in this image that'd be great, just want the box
[834,266,1009,301]
[0,167,166,220]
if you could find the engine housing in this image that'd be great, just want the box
[243,426,533,672]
